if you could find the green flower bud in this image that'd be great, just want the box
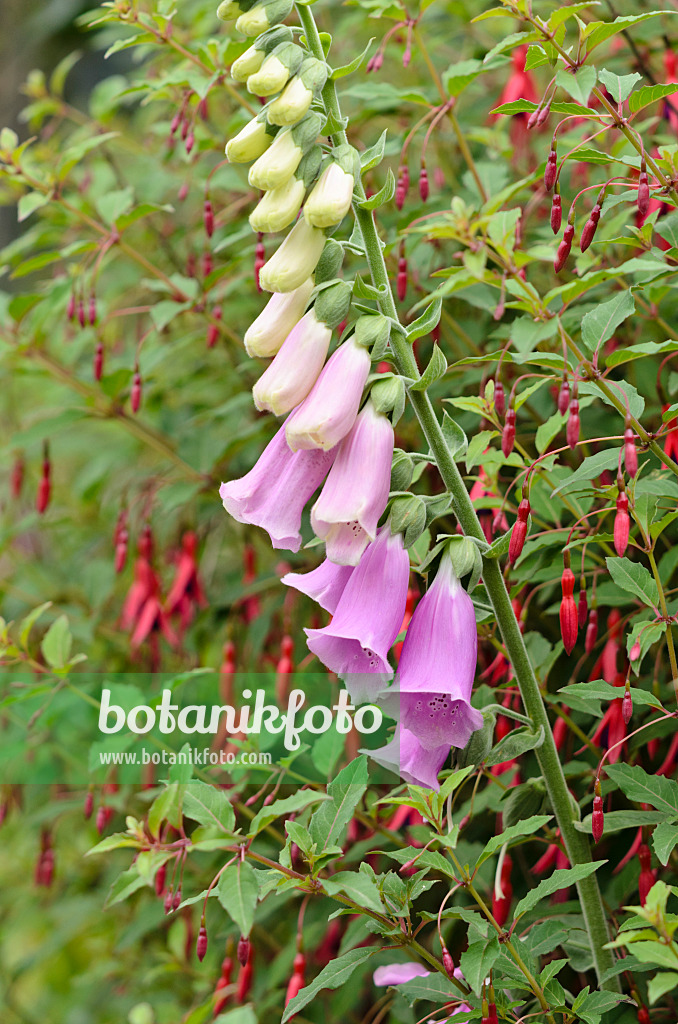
[313,279,352,329]
[235,0,293,37]
[502,779,547,829]
[390,448,414,491]
[389,494,427,548]
[225,116,273,163]
[249,175,305,233]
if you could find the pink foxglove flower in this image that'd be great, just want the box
[285,336,371,451]
[219,423,335,552]
[311,400,393,565]
[368,725,450,791]
[252,308,331,416]
[381,553,483,750]
[373,961,470,1022]
[244,278,313,358]
[305,525,409,690]
[281,557,354,613]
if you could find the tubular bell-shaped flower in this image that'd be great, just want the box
[310,400,393,565]
[285,336,371,451]
[252,308,332,416]
[235,0,293,37]
[304,146,356,229]
[244,278,313,357]
[225,117,274,164]
[230,25,293,81]
[248,113,321,191]
[368,724,451,791]
[219,423,335,552]
[267,58,328,127]
[259,218,326,293]
[249,175,305,233]
[305,525,409,690]
[379,552,483,750]
[246,42,303,97]
[281,557,354,613]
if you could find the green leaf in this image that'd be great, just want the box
[606,763,678,817]
[629,81,678,113]
[465,430,497,472]
[182,780,236,833]
[148,783,184,835]
[397,972,458,1005]
[216,861,258,936]
[86,833,142,856]
[492,99,596,117]
[17,191,50,222]
[282,947,377,1023]
[652,822,678,867]
[360,129,387,172]
[406,297,442,342]
[19,601,52,649]
[247,791,329,838]
[549,448,620,497]
[358,168,395,210]
[513,862,606,920]
[598,69,642,104]
[580,290,635,353]
[459,936,500,996]
[309,756,368,853]
[441,410,468,458]
[410,345,447,392]
[41,615,72,670]
[214,1007,258,1024]
[606,339,678,368]
[323,871,384,913]
[648,971,678,1004]
[605,557,659,610]
[331,38,374,79]
[573,991,633,1024]
[442,59,483,97]
[555,66,597,106]
[485,725,544,767]
[105,867,147,908]
[477,815,552,868]
[584,13,675,54]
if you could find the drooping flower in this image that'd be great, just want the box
[311,400,393,565]
[259,217,326,293]
[249,175,306,233]
[305,525,409,693]
[225,117,273,163]
[281,557,354,613]
[285,336,371,451]
[246,41,303,97]
[379,553,483,751]
[267,58,328,126]
[304,151,355,229]
[368,725,450,790]
[248,113,321,191]
[244,278,313,358]
[252,308,331,416]
[219,423,336,552]
[165,531,208,629]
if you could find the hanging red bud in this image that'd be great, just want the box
[164,888,174,914]
[402,42,412,68]
[94,342,104,381]
[637,166,650,218]
[88,293,97,326]
[77,297,86,328]
[84,790,94,819]
[207,306,222,348]
[630,640,641,661]
[170,110,182,135]
[614,490,630,557]
[115,528,128,574]
[155,863,166,897]
[202,249,213,278]
[487,1004,499,1024]
[11,455,24,499]
[527,106,540,130]
[197,923,208,961]
[555,222,574,273]
[544,146,557,192]
[638,844,655,906]
[395,165,409,210]
[96,805,108,835]
[502,407,516,457]
[131,371,142,414]
[494,380,506,418]
[36,445,51,515]
[254,234,265,292]
[178,181,189,202]
[536,98,552,127]
[585,607,598,654]
[557,377,570,415]
[204,199,214,238]
[172,887,182,910]
[550,192,562,234]
[637,1006,650,1024]
[441,947,455,980]
[624,426,638,478]
[509,497,530,566]
[566,398,580,450]
[397,253,408,302]
[580,200,602,253]
[197,97,208,121]
[285,970,305,1007]
[236,958,254,1003]
[237,935,250,968]
[67,291,76,321]
[560,563,578,655]
[578,579,588,629]
[592,779,604,843]
[185,130,195,154]
[622,680,633,725]
[419,164,429,202]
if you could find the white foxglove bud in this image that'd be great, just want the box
[230,26,293,82]
[225,117,273,163]
[235,0,293,37]
[246,43,303,96]
[244,278,313,357]
[248,113,321,190]
[259,218,326,293]
[217,0,251,20]
[249,175,305,233]
[267,58,328,126]
[304,145,356,228]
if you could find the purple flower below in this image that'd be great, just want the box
[368,724,450,790]
[281,557,354,614]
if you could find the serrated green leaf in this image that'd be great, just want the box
[606,763,678,817]
[652,822,678,867]
[513,861,605,920]
[283,947,377,1023]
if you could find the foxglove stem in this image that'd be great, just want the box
[295,1,617,991]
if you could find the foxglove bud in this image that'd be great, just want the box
[578,578,588,629]
[555,222,574,273]
[560,564,577,655]
[544,146,557,192]
[247,42,302,96]
[237,935,250,968]
[502,407,516,457]
[566,398,580,450]
[204,199,214,238]
[614,491,630,556]
[585,607,598,654]
[622,680,632,725]
[94,341,104,381]
[419,163,429,202]
[249,175,305,233]
[304,146,356,229]
[395,165,409,210]
[259,218,326,293]
[550,192,562,234]
[509,497,530,566]
[637,168,650,218]
[624,426,638,478]
[244,277,313,357]
[248,114,319,190]
[580,199,602,252]
[131,371,142,414]
[230,26,293,81]
[196,924,208,961]
[557,377,570,415]
[397,253,407,302]
[494,380,505,418]
[225,116,273,163]
[236,0,294,37]
[592,779,604,843]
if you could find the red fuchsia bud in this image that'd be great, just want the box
[592,780,604,843]
[580,201,602,253]
[77,296,86,328]
[441,947,455,980]
[550,192,562,234]
[36,447,51,515]
[197,97,208,121]
[172,887,182,910]
[527,106,540,130]
[578,579,588,629]
[372,51,383,72]
[638,168,650,218]
[397,254,408,302]
[204,199,214,238]
[84,790,94,819]
[181,117,189,141]
[544,146,557,192]
[622,680,633,725]
[557,377,570,415]
[178,181,189,202]
[566,398,580,450]
[536,98,552,127]
[494,380,506,418]
[560,565,578,655]
[395,165,410,210]
[555,222,574,273]
[94,341,104,381]
[419,163,429,202]
[624,427,638,478]
[207,306,222,348]
[502,407,516,457]
[88,293,97,326]
[131,371,142,414]
[95,805,108,835]
[67,291,76,321]
[185,130,195,154]
[614,491,630,557]
[254,234,265,292]
[237,935,250,968]
[402,41,412,68]
[292,952,306,975]
[115,529,128,573]
[630,640,641,661]
[11,455,24,499]
[285,971,304,1007]
[236,960,254,1003]
[197,924,208,961]
[509,497,530,566]
[637,1007,650,1024]
[585,607,599,654]
[202,249,213,278]
[164,888,174,915]
[155,863,166,897]
[170,110,182,135]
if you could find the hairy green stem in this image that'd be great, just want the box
[297,3,618,991]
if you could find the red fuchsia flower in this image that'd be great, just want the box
[305,525,409,697]
[638,843,656,905]
[492,854,513,927]
[493,46,537,113]
[285,336,371,452]
[275,634,294,703]
[310,400,393,565]
[592,781,604,844]
[379,553,483,751]
[120,530,177,650]
[559,564,578,655]
[662,50,678,132]
[662,404,678,465]
[614,489,630,556]
[220,422,336,552]
[165,531,208,629]
[509,497,530,566]
[282,556,354,613]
